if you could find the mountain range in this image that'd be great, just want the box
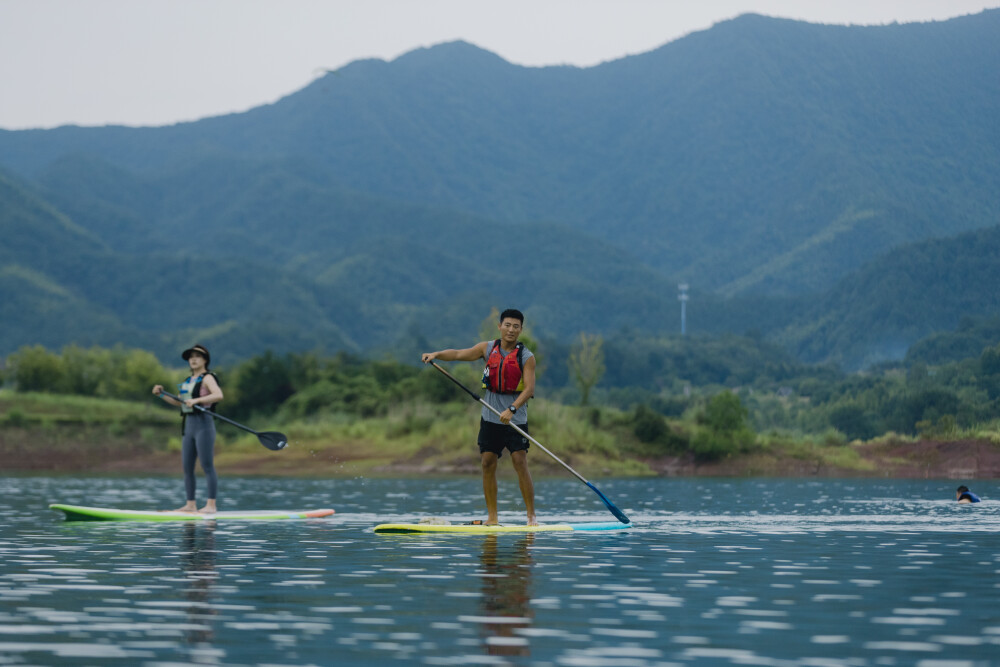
[1,10,998,370]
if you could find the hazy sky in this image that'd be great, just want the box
[1,0,996,130]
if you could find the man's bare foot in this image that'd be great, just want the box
[174,503,197,512]
[526,515,538,526]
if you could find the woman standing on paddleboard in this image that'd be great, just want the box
[152,344,224,513]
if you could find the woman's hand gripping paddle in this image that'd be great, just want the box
[156,390,288,451]
[430,361,631,524]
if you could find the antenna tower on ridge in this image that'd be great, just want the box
[678,283,689,336]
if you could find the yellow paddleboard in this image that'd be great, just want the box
[374,521,631,534]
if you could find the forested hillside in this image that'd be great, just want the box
[779,224,1000,368]
[1,10,998,368]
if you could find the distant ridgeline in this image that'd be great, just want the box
[1,10,998,370]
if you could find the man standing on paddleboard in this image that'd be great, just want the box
[422,309,538,526]
[152,344,224,513]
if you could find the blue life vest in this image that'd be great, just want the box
[178,373,217,414]
[959,491,981,503]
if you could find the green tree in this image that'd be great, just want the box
[230,351,296,418]
[979,344,1000,400]
[629,404,689,453]
[568,332,605,406]
[884,389,961,434]
[828,403,878,441]
[702,391,749,433]
[691,391,756,461]
[109,348,167,401]
[632,403,667,443]
[9,345,66,393]
[61,345,111,395]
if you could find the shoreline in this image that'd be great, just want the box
[3,437,998,479]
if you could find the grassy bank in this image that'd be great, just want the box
[2,390,999,478]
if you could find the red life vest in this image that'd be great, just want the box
[483,340,525,394]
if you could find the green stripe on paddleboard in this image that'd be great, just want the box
[373,521,632,534]
[49,504,335,522]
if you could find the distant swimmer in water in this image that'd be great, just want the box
[956,485,981,503]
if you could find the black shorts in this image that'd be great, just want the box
[477,418,530,458]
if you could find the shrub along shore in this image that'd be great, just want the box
[3,341,1000,479]
[2,389,998,479]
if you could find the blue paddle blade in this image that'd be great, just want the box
[587,482,631,524]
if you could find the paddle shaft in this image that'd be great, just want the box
[158,390,261,435]
[430,361,630,523]
[433,363,586,483]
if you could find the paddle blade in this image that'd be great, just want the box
[587,481,631,524]
[257,431,289,451]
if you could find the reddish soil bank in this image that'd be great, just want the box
[3,428,999,478]
[853,439,1000,479]
[644,439,1000,479]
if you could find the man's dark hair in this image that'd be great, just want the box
[499,309,524,324]
[957,485,969,493]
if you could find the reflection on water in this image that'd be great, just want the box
[0,476,998,665]
[180,522,217,644]
[478,534,534,657]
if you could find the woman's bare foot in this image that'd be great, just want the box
[198,501,218,514]
[174,502,197,512]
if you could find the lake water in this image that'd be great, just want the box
[1,475,998,666]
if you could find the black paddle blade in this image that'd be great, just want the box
[257,431,289,451]
[587,481,631,524]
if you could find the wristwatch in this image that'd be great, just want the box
[509,405,518,413]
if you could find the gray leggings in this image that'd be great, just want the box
[182,412,217,501]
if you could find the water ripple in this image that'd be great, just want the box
[0,476,996,665]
